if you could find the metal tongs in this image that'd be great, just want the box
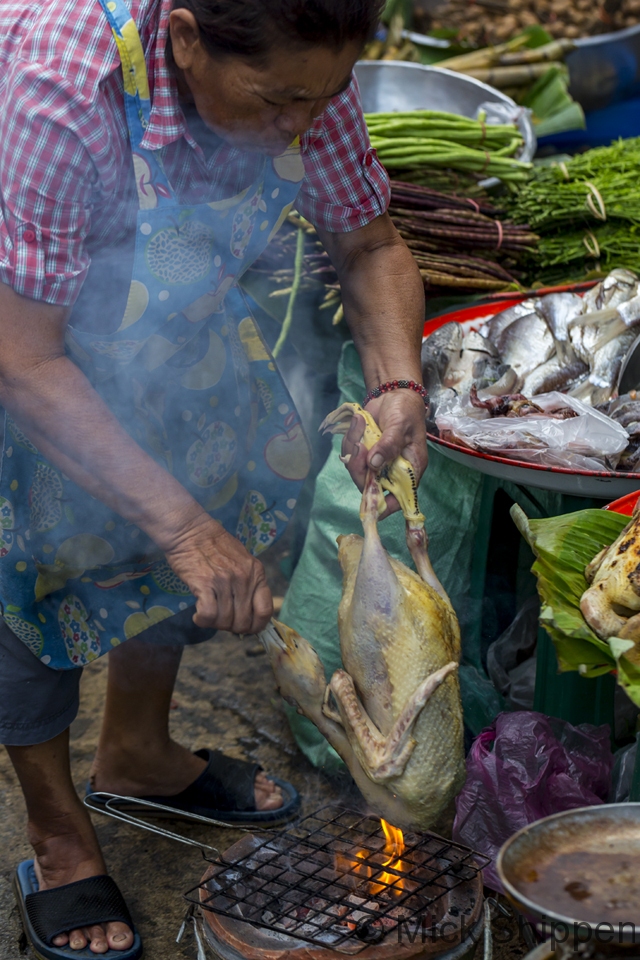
[83,792,291,956]
[83,791,278,854]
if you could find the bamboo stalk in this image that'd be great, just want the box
[433,36,529,72]
[498,38,575,65]
[457,63,565,87]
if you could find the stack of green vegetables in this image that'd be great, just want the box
[365,110,532,184]
[507,137,640,285]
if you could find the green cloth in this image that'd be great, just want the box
[280,342,592,771]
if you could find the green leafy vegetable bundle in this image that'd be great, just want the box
[507,138,640,283]
[511,138,640,231]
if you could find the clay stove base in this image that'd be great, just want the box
[198,834,484,960]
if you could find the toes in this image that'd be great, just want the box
[53,933,70,947]
[68,928,88,950]
[84,924,110,954]
[107,921,135,950]
[255,771,276,791]
[261,791,285,810]
[254,774,284,810]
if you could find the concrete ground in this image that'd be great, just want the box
[0,540,528,960]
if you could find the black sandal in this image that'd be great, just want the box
[14,860,142,960]
[86,748,301,825]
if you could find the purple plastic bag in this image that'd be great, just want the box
[452,711,613,891]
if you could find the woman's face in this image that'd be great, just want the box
[169,10,361,155]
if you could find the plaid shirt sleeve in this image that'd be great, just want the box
[298,76,390,233]
[0,54,112,307]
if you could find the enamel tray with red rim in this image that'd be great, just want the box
[425,284,640,500]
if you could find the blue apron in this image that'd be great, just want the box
[0,0,311,668]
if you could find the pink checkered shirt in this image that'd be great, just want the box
[0,0,390,307]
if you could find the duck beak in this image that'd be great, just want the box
[259,619,288,653]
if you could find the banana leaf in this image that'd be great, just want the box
[510,505,640,707]
[519,65,586,138]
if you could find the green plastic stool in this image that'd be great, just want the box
[533,627,616,730]
[468,472,619,735]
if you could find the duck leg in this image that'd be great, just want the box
[324,662,458,784]
[405,522,447,599]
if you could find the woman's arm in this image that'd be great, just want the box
[0,282,272,633]
[317,213,427,514]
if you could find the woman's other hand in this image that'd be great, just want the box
[164,514,273,634]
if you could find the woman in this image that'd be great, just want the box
[0,0,428,955]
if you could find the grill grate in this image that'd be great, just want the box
[185,804,489,954]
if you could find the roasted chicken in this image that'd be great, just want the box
[581,499,640,643]
[260,403,465,831]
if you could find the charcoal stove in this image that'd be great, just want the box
[186,805,489,960]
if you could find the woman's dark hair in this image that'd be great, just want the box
[172,0,384,59]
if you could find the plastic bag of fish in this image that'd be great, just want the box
[422,269,640,411]
[435,390,629,470]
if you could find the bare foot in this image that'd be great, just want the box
[30,809,134,954]
[90,739,284,811]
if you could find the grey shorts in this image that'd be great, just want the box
[0,607,211,747]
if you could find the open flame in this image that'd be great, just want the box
[335,819,406,899]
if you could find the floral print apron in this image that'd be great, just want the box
[0,0,311,669]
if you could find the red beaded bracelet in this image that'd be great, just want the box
[362,379,430,408]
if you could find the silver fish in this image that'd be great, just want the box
[570,321,600,365]
[572,329,638,405]
[475,362,519,397]
[591,294,640,353]
[481,299,537,350]
[582,268,637,313]
[496,313,555,379]
[466,328,499,356]
[443,329,497,395]
[566,374,592,402]
[535,292,583,363]
[421,322,463,400]
[521,356,588,396]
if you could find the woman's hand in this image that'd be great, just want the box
[164,512,273,634]
[340,389,428,518]
[317,214,427,519]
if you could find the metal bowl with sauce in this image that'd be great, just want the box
[497,803,640,940]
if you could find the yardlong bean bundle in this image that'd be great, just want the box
[364,110,532,184]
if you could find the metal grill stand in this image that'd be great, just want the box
[188,805,488,959]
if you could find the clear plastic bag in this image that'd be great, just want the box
[436,391,629,471]
[452,711,613,892]
[610,738,639,803]
[476,101,534,130]
[486,597,539,711]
